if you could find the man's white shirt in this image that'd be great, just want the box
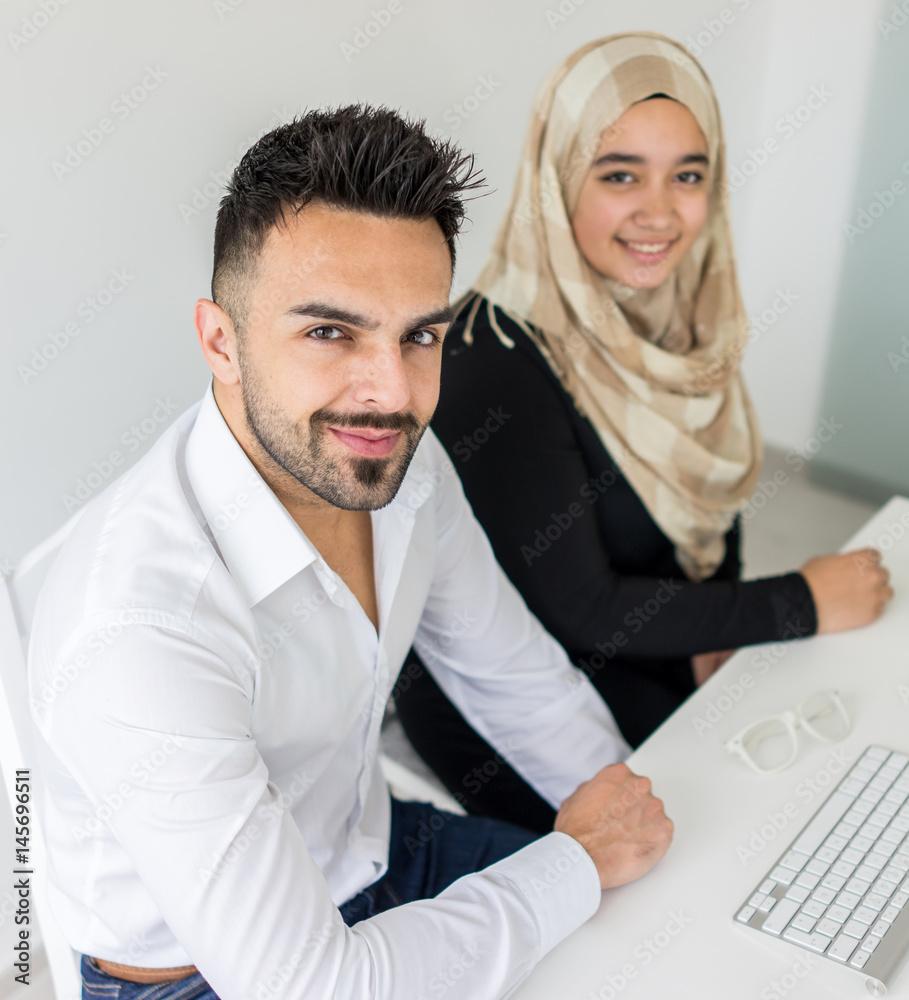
[29,386,630,1000]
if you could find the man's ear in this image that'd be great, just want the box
[195,299,240,386]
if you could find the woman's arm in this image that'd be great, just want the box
[433,316,817,662]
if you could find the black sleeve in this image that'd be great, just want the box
[433,315,817,662]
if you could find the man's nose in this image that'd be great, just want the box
[351,342,412,413]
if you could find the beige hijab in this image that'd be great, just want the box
[464,31,762,581]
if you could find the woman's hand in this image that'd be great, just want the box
[691,649,736,686]
[799,548,893,633]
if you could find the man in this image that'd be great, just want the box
[30,106,672,1000]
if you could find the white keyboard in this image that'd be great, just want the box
[735,746,909,996]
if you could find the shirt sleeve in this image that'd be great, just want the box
[430,314,818,662]
[35,616,602,1000]
[413,433,631,810]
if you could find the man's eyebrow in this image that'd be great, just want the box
[591,152,710,168]
[286,301,455,330]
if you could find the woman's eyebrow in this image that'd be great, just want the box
[591,151,710,168]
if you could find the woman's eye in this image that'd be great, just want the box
[600,171,635,184]
[406,330,438,346]
[309,325,345,341]
[676,171,704,185]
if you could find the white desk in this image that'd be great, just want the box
[514,496,909,1000]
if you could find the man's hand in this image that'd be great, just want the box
[799,548,893,633]
[554,762,673,890]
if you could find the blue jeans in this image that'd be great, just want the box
[81,799,538,1000]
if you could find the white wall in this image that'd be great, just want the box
[0,0,883,977]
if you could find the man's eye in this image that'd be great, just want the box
[405,330,438,346]
[309,325,345,341]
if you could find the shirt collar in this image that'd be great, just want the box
[184,386,436,608]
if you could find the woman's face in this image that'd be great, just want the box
[571,98,711,289]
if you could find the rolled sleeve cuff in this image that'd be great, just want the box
[486,831,601,956]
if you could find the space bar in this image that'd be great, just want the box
[790,792,855,856]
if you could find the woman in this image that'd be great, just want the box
[394,33,893,833]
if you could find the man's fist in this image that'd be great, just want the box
[554,762,673,890]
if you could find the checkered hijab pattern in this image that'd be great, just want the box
[465,32,762,580]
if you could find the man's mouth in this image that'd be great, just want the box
[327,427,402,458]
[616,237,679,265]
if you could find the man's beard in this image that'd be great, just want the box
[239,360,426,511]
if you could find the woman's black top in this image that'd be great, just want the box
[431,300,817,671]
[393,298,817,833]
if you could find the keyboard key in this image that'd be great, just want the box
[841,848,865,865]
[852,907,876,924]
[759,880,777,895]
[860,789,883,806]
[876,840,898,858]
[881,866,904,884]
[881,906,900,923]
[842,919,867,938]
[892,855,909,871]
[826,904,852,924]
[790,913,816,933]
[749,893,767,908]
[861,935,880,953]
[831,862,855,879]
[780,850,809,872]
[812,887,837,904]
[852,799,874,816]
[835,822,859,839]
[858,822,882,841]
[877,801,900,817]
[795,872,820,890]
[782,927,831,953]
[842,779,868,796]
[865,893,887,911]
[815,846,839,863]
[881,827,905,844]
[802,900,827,918]
[870,920,889,937]
[866,747,892,761]
[892,891,909,908]
[822,874,847,892]
[769,867,796,885]
[836,891,862,910]
[890,816,909,832]
[761,898,800,935]
[827,934,858,962]
[872,879,896,898]
[785,885,811,903]
[792,794,856,855]
[824,835,848,851]
[851,950,870,969]
[869,810,891,828]
[844,878,871,896]
[851,835,875,853]
[815,917,843,938]
[805,858,829,877]
[759,896,776,912]
[871,777,892,792]
[866,853,889,870]
[737,906,755,923]
[888,753,909,769]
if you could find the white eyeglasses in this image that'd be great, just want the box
[725,690,851,775]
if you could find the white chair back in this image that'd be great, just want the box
[0,511,86,1000]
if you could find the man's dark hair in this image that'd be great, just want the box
[212,104,483,333]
